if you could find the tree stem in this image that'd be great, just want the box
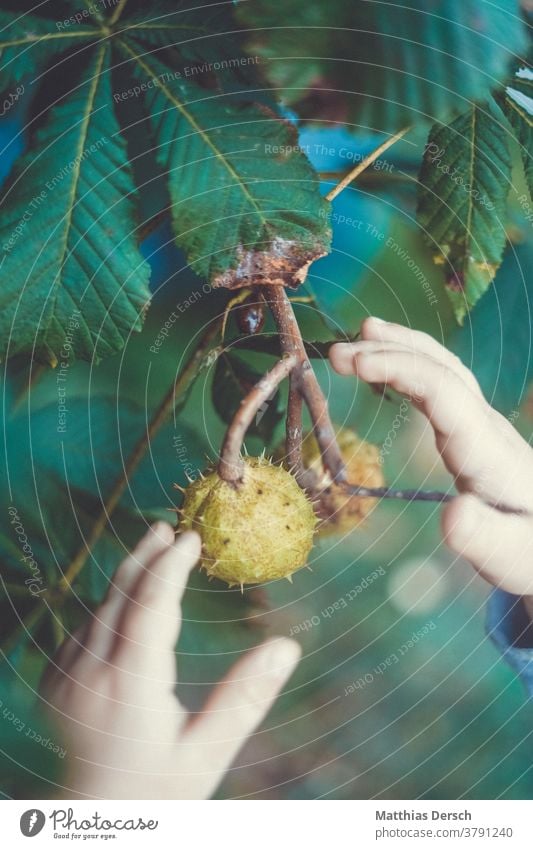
[264,285,347,483]
[218,354,298,483]
[299,361,346,482]
[286,375,304,477]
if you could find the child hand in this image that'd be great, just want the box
[41,523,300,799]
[330,318,533,613]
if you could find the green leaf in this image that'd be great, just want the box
[0,9,98,92]
[417,101,512,321]
[502,68,533,199]
[237,0,527,130]
[0,45,151,363]
[212,352,283,443]
[119,39,331,287]
[450,238,533,413]
[122,4,248,68]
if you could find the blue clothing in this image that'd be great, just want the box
[487,590,533,696]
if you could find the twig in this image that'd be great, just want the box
[286,375,304,477]
[325,127,409,202]
[341,483,524,513]
[342,484,453,503]
[256,290,507,509]
[58,319,222,593]
[231,333,344,358]
[299,362,347,481]
[218,354,298,483]
[264,285,347,483]
[263,284,306,361]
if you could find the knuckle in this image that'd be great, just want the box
[352,351,371,375]
[360,317,376,339]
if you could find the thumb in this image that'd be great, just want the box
[442,494,533,595]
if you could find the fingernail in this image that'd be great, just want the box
[328,343,356,375]
[174,530,201,556]
[261,637,301,675]
[370,316,386,324]
[151,521,175,543]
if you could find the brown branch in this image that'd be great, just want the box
[263,284,305,360]
[218,353,298,484]
[58,319,222,594]
[299,362,346,482]
[285,375,304,477]
[264,285,347,483]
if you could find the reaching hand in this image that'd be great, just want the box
[41,523,300,799]
[330,317,533,607]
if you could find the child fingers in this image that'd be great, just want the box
[332,338,461,378]
[180,638,301,797]
[42,524,179,699]
[106,521,175,603]
[109,531,201,682]
[360,317,482,394]
[84,522,175,663]
[442,495,533,594]
[330,339,419,377]
[359,316,456,366]
[339,347,486,440]
[335,318,483,396]
[331,340,532,505]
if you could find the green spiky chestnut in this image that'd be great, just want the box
[177,456,317,586]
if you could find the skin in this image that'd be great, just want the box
[42,526,300,799]
[329,317,533,619]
